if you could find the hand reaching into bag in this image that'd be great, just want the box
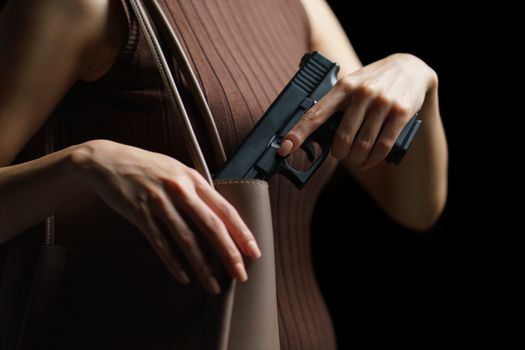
[71,139,262,295]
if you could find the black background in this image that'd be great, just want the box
[0,0,517,347]
[312,1,514,347]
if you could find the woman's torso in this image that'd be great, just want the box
[47,0,339,348]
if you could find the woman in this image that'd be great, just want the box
[0,0,448,349]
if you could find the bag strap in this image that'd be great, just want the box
[143,0,227,168]
[127,2,235,349]
[128,0,225,184]
[44,123,55,246]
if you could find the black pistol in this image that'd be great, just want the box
[214,52,422,188]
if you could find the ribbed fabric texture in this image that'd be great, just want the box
[57,0,339,348]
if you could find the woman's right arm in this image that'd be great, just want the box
[0,0,111,238]
[0,0,260,294]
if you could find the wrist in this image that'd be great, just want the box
[425,65,438,92]
[416,73,441,125]
[69,139,114,188]
[390,53,438,91]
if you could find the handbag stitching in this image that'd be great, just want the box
[45,216,55,247]
[214,180,269,186]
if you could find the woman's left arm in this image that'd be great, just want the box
[282,0,448,230]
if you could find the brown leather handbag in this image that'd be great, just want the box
[15,0,280,349]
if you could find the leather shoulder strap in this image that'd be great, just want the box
[144,0,227,168]
[127,5,239,350]
[129,0,229,184]
[129,0,214,183]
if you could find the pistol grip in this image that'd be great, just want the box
[385,116,422,165]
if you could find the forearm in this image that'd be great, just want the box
[298,0,448,230]
[346,82,448,230]
[0,143,91,242]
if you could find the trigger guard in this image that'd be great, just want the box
[300,140,316,162]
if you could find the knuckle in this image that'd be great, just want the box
[193,178,209,193]
[377,139,393,153]
[177,190,196,207]
[391,103,411,119]
[205,214,226,234]
[221,202,238,218]
[187,168,202,181]
[356,84,375,98]
[144,186,164,206]
[165,176,185,193]
[338,76,356,93]
[374,94,392,108]
[168,178,195,203]
[354,139,373,152]
[335,129,353,146]
[301,109,322,128]
[227,249,243,265]
[177,232,194,249]
[303,108,317,122]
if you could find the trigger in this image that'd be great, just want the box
[301,140,316,162]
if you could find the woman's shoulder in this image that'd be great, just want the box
[1,0,128,82]
[0,0,130,165]
[66,0,130,82]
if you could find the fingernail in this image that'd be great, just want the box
[247,240,262,259]
[206,276,221,295]
[234,262,248,282]
[179,270,190,285]
[278,139,293,157]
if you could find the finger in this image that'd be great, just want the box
[195,180,261,259]
[140,207,190,286]
[330,95,371,159]
[151,193,222,295]
[167,186,248,283]
[362,104,412,169]
[347,96,392,166]
[278,76,354,157]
